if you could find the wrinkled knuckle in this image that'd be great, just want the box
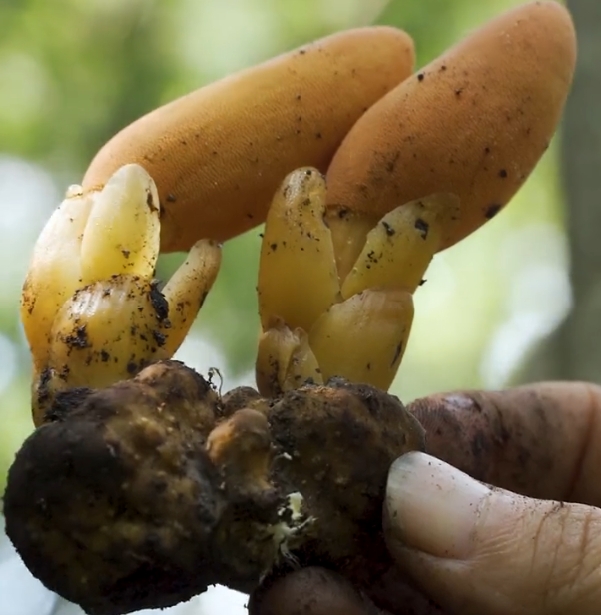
[562,509,601,611]
[534,505,601,612]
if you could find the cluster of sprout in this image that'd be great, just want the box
[20,1,575,424]
[22,164,221,425]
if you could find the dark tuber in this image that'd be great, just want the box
[3,360,424,615]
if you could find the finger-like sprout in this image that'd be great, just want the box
[48,275,171,390]
[256,320,323,396]
[258,168,339,333]
[21,164,222,425]
[161,239,222,356]
[79,164,161,284]
[256,168,451,396]
[340,193,460,298]
[21,190,92,366]
[308,290,414,389]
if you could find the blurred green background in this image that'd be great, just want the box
[0,0,591,612]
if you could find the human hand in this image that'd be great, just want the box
[252,382,601,615]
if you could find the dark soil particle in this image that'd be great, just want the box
[152,331,166,347]
[65,326,89,350]
[149,284,169,322]
[391,342,403,367]
[146,190,158,213]
[381,221,395,237]
[414,218,429,239]
[485,204,502,219]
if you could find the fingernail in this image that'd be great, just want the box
[385,451,491,560]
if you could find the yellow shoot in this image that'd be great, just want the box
[21,164,221,425]
[257,167,458,396]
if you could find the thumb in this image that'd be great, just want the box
[384,452,601,615]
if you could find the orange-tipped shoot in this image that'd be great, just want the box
[82,27,415,253]
[325,1,577,278]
